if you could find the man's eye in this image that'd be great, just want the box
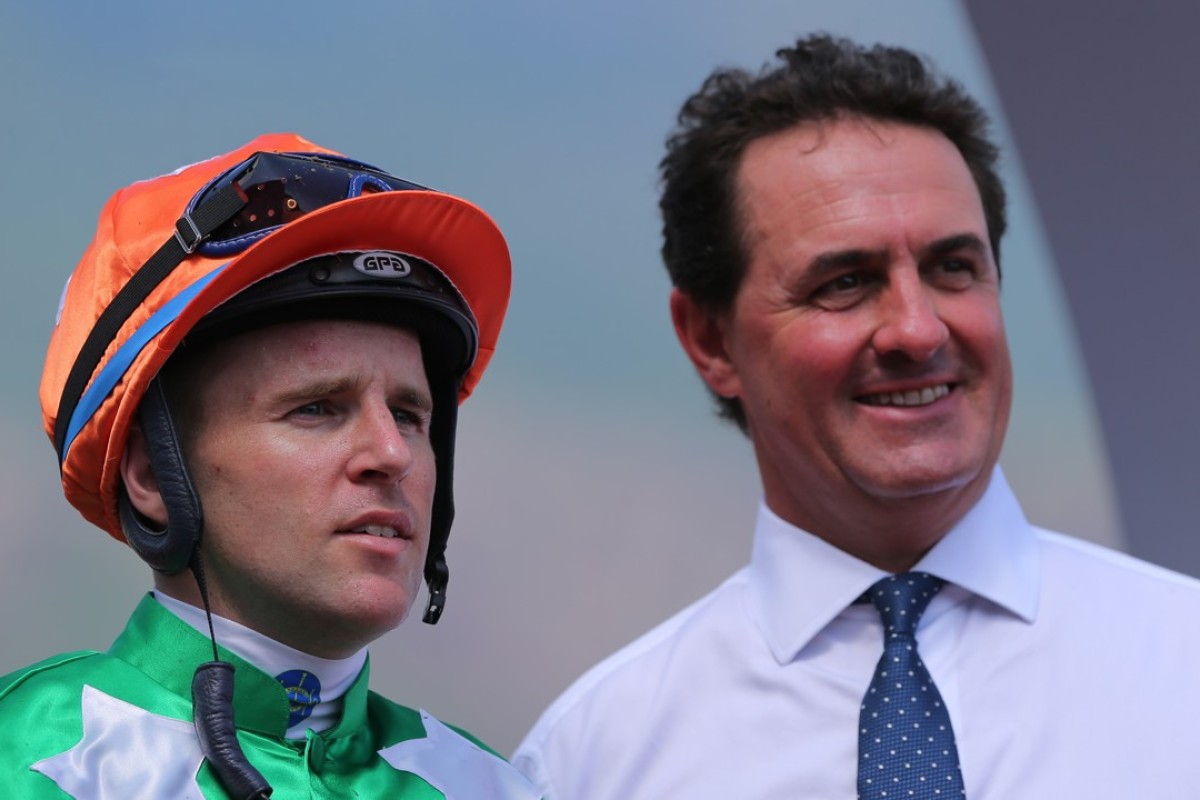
[292,401,329,417]
[811,272,872,310]
[392,408,430,430]
[829,273,862,292]
[930,258,977,287]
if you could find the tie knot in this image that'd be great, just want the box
[866,572,945,637]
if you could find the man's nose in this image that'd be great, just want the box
[869,270,950,362]
[346,402,414,483]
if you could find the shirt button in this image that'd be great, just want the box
[305,729,327,773]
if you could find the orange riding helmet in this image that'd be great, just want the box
[39,133,511,622]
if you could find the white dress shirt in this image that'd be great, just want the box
[513,469,1200,799]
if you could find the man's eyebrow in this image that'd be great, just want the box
[394,386,433,412]
[273,377,357,405]
[920,233,988,260]
[808,247,889,275]
[802,234,988,277]
[271,378,433,412]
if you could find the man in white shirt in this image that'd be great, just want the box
[513,34,1200,799]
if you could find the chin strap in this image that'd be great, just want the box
[189,554,274,799]
[422,556,448,624]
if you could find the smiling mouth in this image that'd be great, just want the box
[346,524,405,539]
[858,383,953,408]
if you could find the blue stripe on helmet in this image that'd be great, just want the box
[61,264,228,463]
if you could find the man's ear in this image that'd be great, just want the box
[120,423,169,528]
[669,288,742,400]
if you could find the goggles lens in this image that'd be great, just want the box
[188,152,429,257]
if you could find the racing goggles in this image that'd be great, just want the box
[53,151,431,463]
[187,152,430,257]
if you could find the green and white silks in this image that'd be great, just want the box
[0,595,538,799]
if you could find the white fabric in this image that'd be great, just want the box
[513,468,1200,799]
[33,685,206,799]
[379,710,541,800]
[152,591,365,737]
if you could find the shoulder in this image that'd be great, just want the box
[363,693,475,742]
[0,651,105,795]
[1030,527,1200,657]
[0,650,101,704]
[367,693,540,799]
[0,648,166,739]
[1035,526,1200,597]
[515,568,750,765]
[365,691,499,754]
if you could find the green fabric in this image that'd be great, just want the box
[0,594,497,798]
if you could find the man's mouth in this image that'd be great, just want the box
[858,383,952,408]
[346,524,404,539]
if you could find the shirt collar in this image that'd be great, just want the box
[153,590,366,737]
[747,467,1040,664]
[153,591,367,684]
[109,594,372,739]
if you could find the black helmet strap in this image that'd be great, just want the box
[55,182,248,466]
[118,377,203,575]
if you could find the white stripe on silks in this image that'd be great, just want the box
[33,685,205,799]
[378,710,540,800]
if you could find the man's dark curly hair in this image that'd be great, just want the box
[660,34,1007,431]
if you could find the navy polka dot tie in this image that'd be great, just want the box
[857,572,965,799]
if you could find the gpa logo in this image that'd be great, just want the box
[353,251,412,278]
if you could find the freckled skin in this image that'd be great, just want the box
[147,320,437,658]
[674,119,1012,570]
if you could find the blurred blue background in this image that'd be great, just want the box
[3,0,1190,753]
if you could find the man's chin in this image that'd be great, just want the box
[848,460,988,504]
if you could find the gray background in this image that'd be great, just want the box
[965,0,1200,572]
[0,0,1191,754]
